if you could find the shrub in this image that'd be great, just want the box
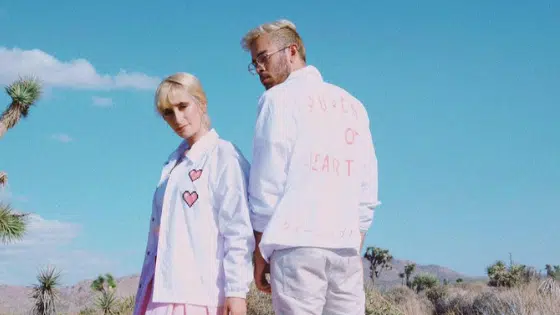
[246,283,274,315]
[411,273,439,293]
[425,285,448,314]
[365,288,405,315]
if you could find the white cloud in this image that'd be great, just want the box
[0,187,28,204]
[51,133,73,143]
[0,214,118,286]
[92,96,113,107]
[0,47,160,90]
[0,213,81,250]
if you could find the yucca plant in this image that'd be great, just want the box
[92,273,119,314]
[0,203,28,244]
[31,265,61,315]
[96,291,118,315]
[0,76,42,138]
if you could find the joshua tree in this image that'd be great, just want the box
[0,203,28,244]
[91,273,118,315]
[545,264,560,280]
[404,263,416,288]
[91,273,117,294]
[1,76,42,138]
[31,265,61,315]
[1,76,42,207]
[398,272,405,286]
[363,246,393,285]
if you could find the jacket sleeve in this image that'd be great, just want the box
[216,150,255,299]
[359,121,381,232]
[133,192,159,314]
[248,93,296,232]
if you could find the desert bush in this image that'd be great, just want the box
[545,265,560,280]
[365,287,404,315]
[246,283,274,315]
[72,280,560,315]
[425,280,560,315]
[537,278,560,298]
[78,308,97,315]
[425,285,448,314]
[114,295,134,315]
[411,273,439,293]
[384,286,417,305]
[487,260,528,288]
[521,266,541,284]
[77,294,134,315]
[379,286,434,315]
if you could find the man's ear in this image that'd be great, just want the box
[288,44,299,60]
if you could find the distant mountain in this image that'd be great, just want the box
[361,257,479,291]
[0,259,479,314]
[0,275,139,315]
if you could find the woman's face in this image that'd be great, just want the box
[161,89,204,140]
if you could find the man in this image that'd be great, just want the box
[241,19,380,315]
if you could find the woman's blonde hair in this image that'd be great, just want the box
[154,72,211,128]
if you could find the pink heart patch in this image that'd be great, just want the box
[183,191,198,207]
[189,169,202,182]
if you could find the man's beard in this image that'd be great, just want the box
[264,58,291,90]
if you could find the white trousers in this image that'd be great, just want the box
[270,247,365,315]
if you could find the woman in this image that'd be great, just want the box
[133,72,254,315]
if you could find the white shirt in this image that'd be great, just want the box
[248,65,380,262]
[133,129,254,312]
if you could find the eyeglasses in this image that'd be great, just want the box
[248,47,289,75]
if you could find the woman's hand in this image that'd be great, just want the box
[222,297,246,315]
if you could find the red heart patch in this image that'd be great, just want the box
[189,169,202,182]
[183,191,198,207]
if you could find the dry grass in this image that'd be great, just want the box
[71,279,560,315]
[246,279,560,315]
[382,286,434,315]
[434,280,560,315]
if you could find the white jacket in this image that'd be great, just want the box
[248,65,380,262]
[133,129,254,312]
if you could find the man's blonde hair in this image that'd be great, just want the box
[241,19,306,62]
[155,72,210,128]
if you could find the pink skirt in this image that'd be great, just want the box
[139,277,224,315]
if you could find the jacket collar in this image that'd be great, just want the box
[284,65,323,84]
[166,129,219,165]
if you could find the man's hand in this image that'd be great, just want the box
[222,297,246,315]
[253,231,271,294]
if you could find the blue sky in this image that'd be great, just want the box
[1,0,558,286]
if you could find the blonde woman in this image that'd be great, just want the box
[133,72,254,315]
